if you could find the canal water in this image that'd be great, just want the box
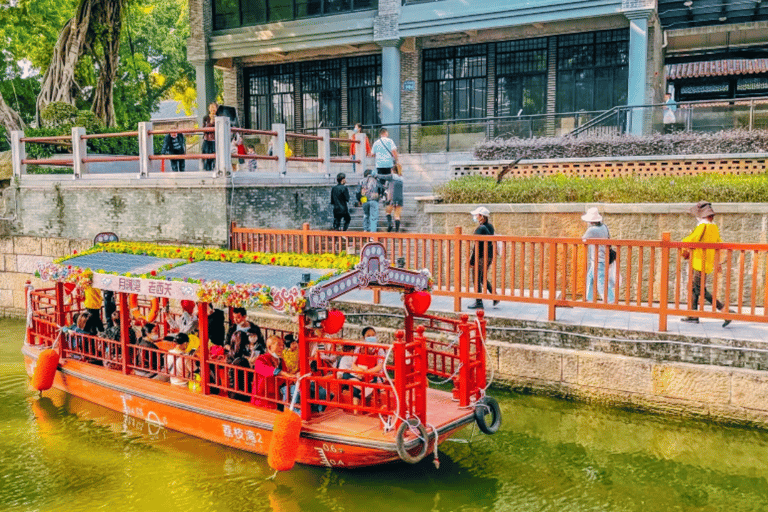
[3,318,768,512]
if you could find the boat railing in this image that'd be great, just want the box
[61,330,122,368]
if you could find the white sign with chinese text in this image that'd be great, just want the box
[92,273,200,301]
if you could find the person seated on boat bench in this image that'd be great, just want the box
[167,300,198,335]
[226,308,264,352]
[336,344,364,407]
[247,326,266,358]
[283,334,299,374]
[356,327,386,384]
[166,333,192,386]
[63,312,87,358]
[133,323,168,380]
[227,331,252,401]
[251,335,296,409]
[206,304,226,347]
[103,311,136,367]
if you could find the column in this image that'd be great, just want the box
[380,42,402,142]
[195,60,217,123]
[626,11,652,136]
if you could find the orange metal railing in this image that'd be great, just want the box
[231,223,768,331]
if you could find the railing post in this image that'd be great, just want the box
[548,241,557,321]
[749,99,754,131]
[407,124,412,153]
[11,130,26,177]
[138,121,153,178]
[72,127,87,179]
[273,123,286,175]
[198,302,210,395]
[55,282,66,358]
[302,222,310,254]
[394,332,407,429]
[299,314,311,421]
[354,132,367,174]
[414,324,427,425]
[658,232,671,332]
[445,121,450,152]
[454,226,463,312]
[475,310,487,396]
[319,128,331,176]
[458,314,471,407]
[214,116,231,178]
[119,292,130,374]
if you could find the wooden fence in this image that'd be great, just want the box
[230,223,768,331]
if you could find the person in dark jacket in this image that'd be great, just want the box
[161,124,186,172]
[207,305,226,347]
[467,206,497,310]
[331,172,351,231]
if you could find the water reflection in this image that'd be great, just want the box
[4,318,768,511]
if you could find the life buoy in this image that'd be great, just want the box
[128,294,159,324]
[474,396,502,435]
[395,418,429,464]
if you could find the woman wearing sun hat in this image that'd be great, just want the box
[467,206,497,310]
[582,207,615,303]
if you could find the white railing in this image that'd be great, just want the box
[10,118,367,179]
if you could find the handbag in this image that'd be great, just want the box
[682,225,707,260]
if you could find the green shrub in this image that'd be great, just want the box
[26,165,73,175]
[40,102,78,128]
[436,173,768,204]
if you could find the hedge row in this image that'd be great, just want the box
[436,174,768,204]
[474,130,768,160]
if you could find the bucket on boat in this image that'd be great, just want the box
[268,410,302,471]
[32,349,60,392]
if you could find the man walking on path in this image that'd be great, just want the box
[467,206,498,310]
[331,172,351,231]
[161,124,186,172]
[358,169,382,232]
[370,127,398,179]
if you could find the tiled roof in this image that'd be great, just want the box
[666,59,768,80]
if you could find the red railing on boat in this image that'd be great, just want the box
[25,283,486,427]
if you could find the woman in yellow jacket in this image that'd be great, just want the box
[83,285,104,335]
[681,201,731,326]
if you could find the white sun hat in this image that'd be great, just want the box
[470,206,490,217]
[581,207,603,223]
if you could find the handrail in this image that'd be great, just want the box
[566,106,626,138]
[231,223,768,331]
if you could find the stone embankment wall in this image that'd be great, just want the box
[0,236,90,317]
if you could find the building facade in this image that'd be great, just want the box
[188,0,767,140]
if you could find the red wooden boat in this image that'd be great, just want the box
[23,241,501,469]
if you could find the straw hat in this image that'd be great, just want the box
[581,207,603,223]
[471,206,490,217]
[689,200,715,218]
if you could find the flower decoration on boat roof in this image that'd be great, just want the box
[197,281,307,315]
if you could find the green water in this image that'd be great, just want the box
[3,318,768,512]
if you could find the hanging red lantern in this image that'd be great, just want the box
[404,291,431,315]
[321,309,345,335]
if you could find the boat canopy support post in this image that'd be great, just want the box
[394,330,407,429]
[475,310,487,396]
[55,282,65,358]
[415,324,428,426]
[299,314,311,422]
[458,314,471,407]
[119,292,130,375]
[199,302,210,395]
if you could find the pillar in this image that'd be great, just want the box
[380,42,402,142]
[195,60,217,125]
[626,11,652,136]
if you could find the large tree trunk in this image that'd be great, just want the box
[0,92,25,141]
[35,0,94,124]
[89,0,122,127]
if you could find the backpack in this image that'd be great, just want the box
[359,176,379,201]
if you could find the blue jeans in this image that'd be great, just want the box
[585,262,615,303]
[362,200,379,232]
[283,382,329,413]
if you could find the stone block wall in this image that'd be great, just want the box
[0,235,90,317]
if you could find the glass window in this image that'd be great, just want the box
[348,55,382,126]
[301,60,341,129]
[556,29,629,113]
[246,64,295,130]
[495,38,547,116]
[214,0,377,29]
[423,44,487,121]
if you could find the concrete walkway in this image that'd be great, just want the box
[334,289,768,344]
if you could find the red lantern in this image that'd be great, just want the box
[404,291,431,315]
[321,309,345,335]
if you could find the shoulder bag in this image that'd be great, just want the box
[682,225,707,260]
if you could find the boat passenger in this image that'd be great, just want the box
[166,333,191,386]
[103,311,136,367]
[133,323,165,380]
[356,327,387,383]
[167,300,198,335]
[65,312,88,357]
[283,334,299,374]
[337,344,364,406]
[247,326,266,358]
[207,305,226,347]
[225,307,265,351]
[251,335,295,409]
[82,285,104,335]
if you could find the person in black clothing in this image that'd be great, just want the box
[202,102,217,171]
[161,124,186,172]
[331,172,351,231]
[207,305,226,347]
[468,206,498,310]
[225,307,265,352]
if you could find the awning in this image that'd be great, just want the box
[666,59,768,80]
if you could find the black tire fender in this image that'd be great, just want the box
[395,418,429,464]
[474,396,502,435]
